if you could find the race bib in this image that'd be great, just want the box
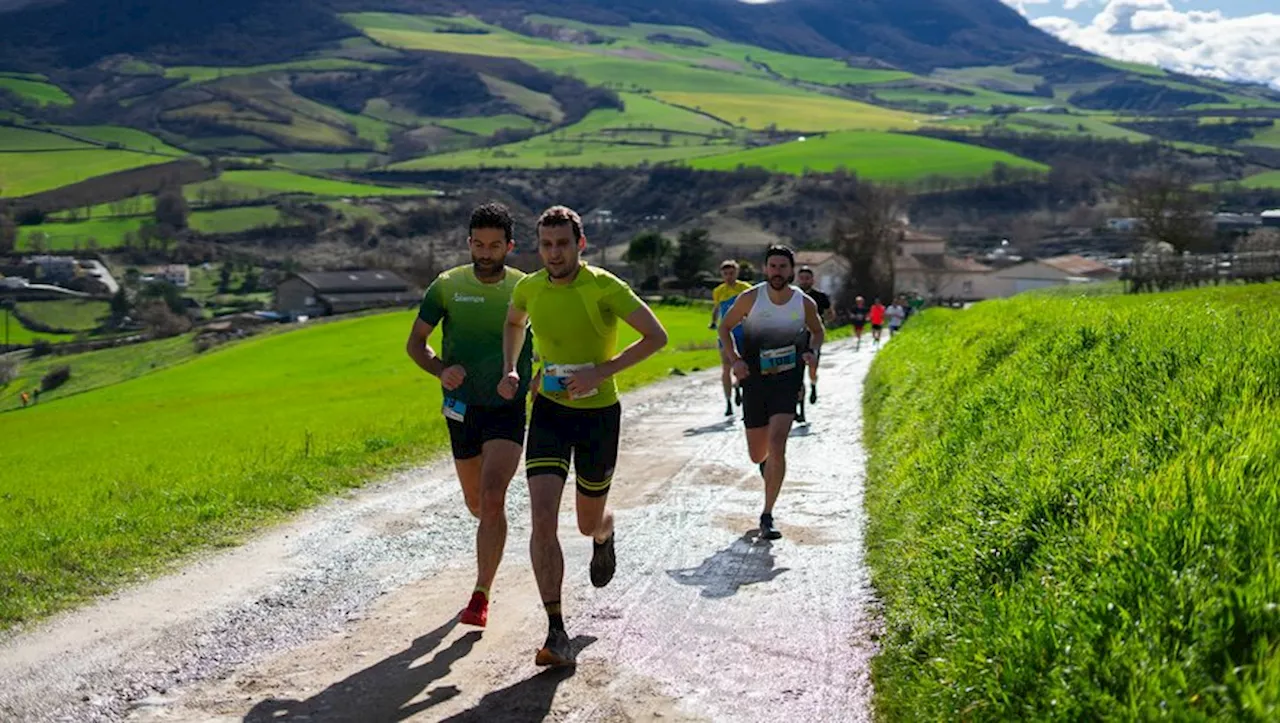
[760,345,797,375]
[542,362,599,400]
[442,397,467,422]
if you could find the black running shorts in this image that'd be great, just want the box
[446,402,527,460]
[742,370,803,429]
[525,394,622,498]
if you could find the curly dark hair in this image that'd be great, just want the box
[535,205,583,241]
[469,202,513,241]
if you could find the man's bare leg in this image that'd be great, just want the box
[475,439,522,593]
[454,457,482,519]
[529,474,574,666]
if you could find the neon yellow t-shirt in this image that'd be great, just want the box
[511,263,644,409]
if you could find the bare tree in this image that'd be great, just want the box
[830,181,904,313]
[1123,167,1213,255]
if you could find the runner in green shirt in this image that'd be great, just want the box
[498,205,668,668]
[405,202,534,630]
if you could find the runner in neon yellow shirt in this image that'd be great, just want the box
[498,205,668,668]
[711,260,752,417]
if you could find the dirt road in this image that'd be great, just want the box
[0,340,880,723]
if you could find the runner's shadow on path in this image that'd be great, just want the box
[790,424,813,438]
[440,636,597,722]
[666,532,790,599]
[683,419,736,437]
[243,616,481,723]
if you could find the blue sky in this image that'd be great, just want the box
[1022,1,1273,23]
[1003,0,1280,90]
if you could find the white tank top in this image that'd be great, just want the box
[741,283,807,374]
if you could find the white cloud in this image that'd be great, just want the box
[1009,0,1280,90]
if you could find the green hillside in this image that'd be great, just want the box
[864,283,1280,720]
[0,303,729,627]
[689,131,1047,180]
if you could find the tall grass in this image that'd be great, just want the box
[862,284,1280,720]
[0,304,731,628]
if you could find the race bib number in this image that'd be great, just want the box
[442,397,467,422]
[542,362,599,400]
[760,345,797,375]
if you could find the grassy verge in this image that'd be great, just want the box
[0,302,764,629]
[862,284,1280,720]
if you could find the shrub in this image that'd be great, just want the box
[40,365,70,392]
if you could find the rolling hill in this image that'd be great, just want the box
[1,0,1278,227]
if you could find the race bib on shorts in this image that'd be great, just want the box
[442,397,467,422]
[542,362,599,400]
[760,345,797,375]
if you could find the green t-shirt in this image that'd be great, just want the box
[418,265,533,408]
[511,263,644,409]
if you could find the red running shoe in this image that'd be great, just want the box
[460,591,488,628]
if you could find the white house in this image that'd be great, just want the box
[893,231,999,301]
[794,250,848,299]
[991,254,1120,296]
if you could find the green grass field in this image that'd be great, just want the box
[266,152,388,171]
[653,91,921,132]
[432,114,545,136]
[931,65,1044,94]
[0,127,93,151]
[1239,170,1280,189]
[0,149,176,198]
[0,303,733,627]
[188,170,431,200]
[863,284,1280,720]
[1243,123,1280,148]
[165,59,386,84]
[0,76,72,106]
[53,125,187,156]
[0,314,75,346]
[689,131,1046,180]
[14,300,110,332]
[18,207,289,250]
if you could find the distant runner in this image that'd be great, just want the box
[849,296,869,350]
[718,245,825,541]
[711,260,752,417]
[405,202,535,629]
[795,266,834,419]
[499,205,668,668]
[869,298,886,347]
[886,296,907,337]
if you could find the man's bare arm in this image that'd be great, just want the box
[405,318,444,377]
[599,304,669,379]
[716,290,755,365]
[502,305,529,375]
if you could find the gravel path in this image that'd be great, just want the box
[0,340,881,723]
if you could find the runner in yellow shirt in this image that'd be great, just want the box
[711,260,752,417]
[498,205,668,668]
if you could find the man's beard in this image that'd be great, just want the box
[768,274,791,290]
[472,257,502,276]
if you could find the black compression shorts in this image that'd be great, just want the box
[525,394,622,498]
[446,402,527,460]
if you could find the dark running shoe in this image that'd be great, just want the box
[590,533,616,588]
[725,403,734,417]
[734,385,742,407]
[810,385,818,404]
[535,627,576,667]
[759,513,782,540]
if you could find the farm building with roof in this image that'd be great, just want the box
[274,270,415,318]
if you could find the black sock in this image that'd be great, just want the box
[758,460,767,477]
[545,601,564,632]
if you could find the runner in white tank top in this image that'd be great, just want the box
[715,245,826,540]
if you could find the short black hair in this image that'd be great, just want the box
[470,202,513,242]
[764,244,795,267]
[536,205,583,241]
